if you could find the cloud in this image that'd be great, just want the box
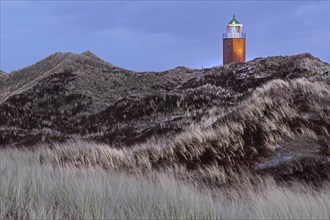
[294,2,328,16]
[95,27,186,48]
[88,26,201,71]
[1,1,329,72]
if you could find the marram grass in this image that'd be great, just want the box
[1,147,329,219]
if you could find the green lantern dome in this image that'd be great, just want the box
[228,15,240,25]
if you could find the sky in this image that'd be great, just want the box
[0,0,329,72]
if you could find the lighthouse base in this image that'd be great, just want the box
[223,38,246,65]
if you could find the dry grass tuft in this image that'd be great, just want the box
[1,148,329,219]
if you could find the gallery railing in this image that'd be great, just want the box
[222,33,246,39]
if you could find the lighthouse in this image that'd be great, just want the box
[222,15,246,65]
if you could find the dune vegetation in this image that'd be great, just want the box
[1,146,330,219]
[1,52,330,219]
[1,78,330,219]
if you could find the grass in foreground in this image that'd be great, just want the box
[1,147,329,219]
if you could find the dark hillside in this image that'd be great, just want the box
[0,51,329,182]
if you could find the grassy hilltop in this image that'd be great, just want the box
[0,52,329,219]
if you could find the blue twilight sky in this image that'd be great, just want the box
[0,0,329,72]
